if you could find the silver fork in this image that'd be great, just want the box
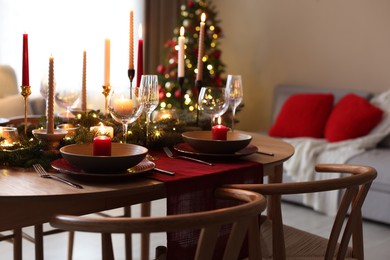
[163,147,213,166]
[33,164,83,189]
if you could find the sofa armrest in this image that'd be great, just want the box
[0,94,33,118]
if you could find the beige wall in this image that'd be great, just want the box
[214,0,390,131]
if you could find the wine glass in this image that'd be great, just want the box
[198,86,229,126]
[225,75,243,131]
[139,75,159,147]
[55,88,80,119]
[108,86,144,143]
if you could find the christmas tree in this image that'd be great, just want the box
[156,0,226,113]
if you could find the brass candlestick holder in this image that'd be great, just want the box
[178,77,184,110]
[20,85,31,134]
[128,69,135,98]
[102,85,111,116]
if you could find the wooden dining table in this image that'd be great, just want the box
[0,131,294,260]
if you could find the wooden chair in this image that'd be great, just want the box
[50,188,267,260]
[225,164,377,260]
[5,116,135,260]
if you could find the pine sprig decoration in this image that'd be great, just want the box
[0,130,54,168]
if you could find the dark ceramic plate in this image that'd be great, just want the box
[181,131,252,154]
[60,143,148,173]
[51,158,155,180]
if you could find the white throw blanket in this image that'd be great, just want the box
[283,135,378,215]
[282,89,390,215]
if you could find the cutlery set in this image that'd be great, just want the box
[163,147,213,166]
[33,164,83,189]
[35,145,274,187]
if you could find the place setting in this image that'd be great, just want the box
[0,9,267,189]
[175,130,257,158]
[172,77,258,159]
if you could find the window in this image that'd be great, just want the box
[0,0,144,110]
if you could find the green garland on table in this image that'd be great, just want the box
[0,123,57,168]
[0,109,208,168]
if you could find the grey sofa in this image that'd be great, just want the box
[269,84,390,225]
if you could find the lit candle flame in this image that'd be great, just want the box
[180,26,185,36]
[201,13,206,22]
[217,116,222,125]
[99,122,105,135]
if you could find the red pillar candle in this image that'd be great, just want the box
[93,136,112,156]
[22,34,29,86]
[136,24,143,87]
[212,117,228,140]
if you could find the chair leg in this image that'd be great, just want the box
[34,224,44,260]
[13,228,22,260]
[68,231,74,260]
[141,202,151,260]
[124,206,132,260]
[102,233,114,260]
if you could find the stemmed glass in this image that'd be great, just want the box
[108,86,144,143]
[139,75,159,148]
[198,86,229,126]
[225,75,243,131]
[54,88,80,119]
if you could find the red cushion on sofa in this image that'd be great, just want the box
[268,93,334,138]
[324,93,384,142]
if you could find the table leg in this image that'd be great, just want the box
[124,206,132,260]
[267,164,286,260]
[141,202,151,260]
[34,224,44,260]
[13,228,22,260]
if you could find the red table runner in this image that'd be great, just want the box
[147,150,263,259]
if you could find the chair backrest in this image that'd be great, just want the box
[226,164,377,260]
[50,188,267,260]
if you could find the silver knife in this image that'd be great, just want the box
[154,168,175,176]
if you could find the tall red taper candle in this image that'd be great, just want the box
[136,24,143,87]
[22,34,29,86]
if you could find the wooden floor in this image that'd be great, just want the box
[1,199,389,260]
